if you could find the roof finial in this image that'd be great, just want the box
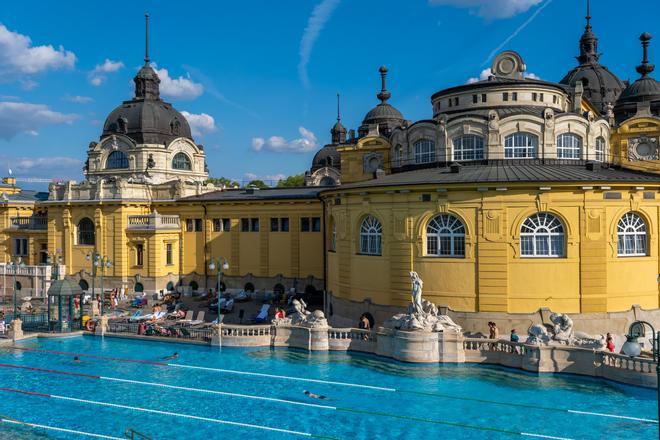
[585,0,591,30]
[636,32,655,78]
[336,92,341,122]
[377,66,391,104]
[144,13,150,64]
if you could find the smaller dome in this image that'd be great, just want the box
[363,103,404,123]
[311,145,340,172]
[359,66,405,137]
[618,77,660,102]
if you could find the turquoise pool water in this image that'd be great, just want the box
[0,335,656,439]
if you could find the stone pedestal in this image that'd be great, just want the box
[96,316,109,335]
[211,325,221,346]
[438,330,465,363]
[309,327,329,351]
[376,328,466,363]
[8,319,23,340]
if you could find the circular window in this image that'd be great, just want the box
[636,142,653,157]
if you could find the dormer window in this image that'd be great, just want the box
[172,152,192,170]
[106,151,129,169]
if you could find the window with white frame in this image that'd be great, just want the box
[520,213,565,257]
[504,133,537,159]
[106,151,129,169]
[359,215,382,255]
[13,238,27,257]
[426,214,465,257]
[595,136,606,162]
[172,152,192,170]
[557,133,582,159]
[453,135,484,161]
[413,139,435,164]
[617,212,647,256]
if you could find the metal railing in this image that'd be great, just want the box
[106,320,212,342]
[10,216,48,230]
[4,313,49,332]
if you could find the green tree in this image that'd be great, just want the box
[276,173,305,187]
[247,179,269,189]
[207,177,239,188]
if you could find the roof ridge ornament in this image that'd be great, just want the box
[577,0,600,64]
[491,51,526,80]
[144,13,150,64]
[337,92,341,123]
[377,66,391,104]
[636,32,655,78]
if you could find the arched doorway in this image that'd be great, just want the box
[134,282,144,293]
[190,280,199,292]
[244,282,255,293]
[273,283,285,302]
[14,281,21,291]
[166,281,174,292]
[79,279,89,291]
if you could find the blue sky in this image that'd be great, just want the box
[0,0,657,189]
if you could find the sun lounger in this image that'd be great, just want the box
[189,311,205,326]
[177,310,195,323]
[252,304,270,323]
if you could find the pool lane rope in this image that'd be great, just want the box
[0,387,337,439]
[6,346,657,426]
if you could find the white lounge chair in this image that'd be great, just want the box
[253,304,270,323]
[189,311,205,326]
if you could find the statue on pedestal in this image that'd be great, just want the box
[384,271,461,332]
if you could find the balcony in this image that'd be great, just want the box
[10,216,48,230]
[127,211,180,231]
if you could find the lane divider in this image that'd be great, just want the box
[0,364,579,440]
[0,416,125,440]
[0,387,333,439]
[4,347,656,425]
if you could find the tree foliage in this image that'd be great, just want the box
[276,173,305,187]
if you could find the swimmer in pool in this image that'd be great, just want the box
[73,356,81,362]
[303,390,328,400]
[162,352,179,360]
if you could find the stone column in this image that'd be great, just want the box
[438,330,465,363]
[8,318,23,340]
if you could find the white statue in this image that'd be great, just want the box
[384,271,461,333]
[526,324,551,345]
[273,297,328,328]
[549,313,574,343]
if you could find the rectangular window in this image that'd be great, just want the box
[241,218,250,232]
[532,92,537,101]
[251,218,259,232]
[213,219,222,232]
[136,243,144,267]
[194,219,203,232]
[222,218,231,232]
[280,218,289,232]
[512,92,518,101]
[271,218,279,232]
[448,99,452,107]
[13,238,27,257]
[553,95,557,104]
[539,93,544,102]
[186,219,202,232]
[301,217,310,232]
[502,92,509,101]
[454,97,459,106]
[312,217,321,232]
[472,94,477,104]
[481,94,487,102]
[166,243,173,265]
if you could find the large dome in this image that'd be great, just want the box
[101,64,193,145]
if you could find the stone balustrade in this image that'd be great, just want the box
[127,213,180,231]
[10,216,48,230]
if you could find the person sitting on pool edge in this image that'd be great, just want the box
[304,390,328,400]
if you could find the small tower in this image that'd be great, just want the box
[330,93,347,144]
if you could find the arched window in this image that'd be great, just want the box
[77,218,95,246]
[78,279,89,291]
[505,133,537,159]
[134,282,144,292]
[166,281,175,291]
[189,280,199,291]
[319,176,336,186]
[359,215,382,255]
[617,213,647,256]
[413,139,435,164]
[557,133,582,159]
[426,214,465,257]
[244,282,255,292]
[172,152,192,170]
[106,151,129,169]
[393,145,402,167]
[520,213,565,257]
[595,136,606,162]
[453,135,484,161]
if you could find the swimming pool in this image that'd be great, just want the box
[0,335,656,439]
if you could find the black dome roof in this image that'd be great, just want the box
[311,145,340,172]
[358,66,405,137]
[101,63,193,145]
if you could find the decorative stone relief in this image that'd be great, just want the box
[363,152,384,173]
[628,136,659,161]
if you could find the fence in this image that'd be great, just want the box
[106,320,213,342]
[3,313,49,332]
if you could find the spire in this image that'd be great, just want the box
[636,32,655,78]
[144,13,150,64]
[577,0,600,64]
[331,92,347,144]
[377,66,391,104]
[133,13,160,100]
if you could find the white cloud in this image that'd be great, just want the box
[243,172,287,183]
[466,68,541,83]
[154,66,203,100]
[0,24,76,78]
[298,0,341,89]
[0,154,82,182]
[65,95,93,104]
[429,0,542,19]
[251,127,318,154]
[89,59,124,86]
[180,111,216,137]
[0,102,77,140]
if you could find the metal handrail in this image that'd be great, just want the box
[124,428,152,440]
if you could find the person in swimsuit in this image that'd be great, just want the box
[162,352,179,360]
[304,390,327,400]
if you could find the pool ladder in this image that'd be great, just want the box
[124,427,152,440]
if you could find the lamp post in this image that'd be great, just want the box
[208,257,229,294]
[86,252,112,317]
[621,320,660,436]
[9,257,24,319]
[45,249,63,281]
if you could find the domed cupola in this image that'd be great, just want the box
[614,32,660,123]
[330,93,347,144]
[358,66,405,138]
[560,0,624,114]
[101,14,193,145]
